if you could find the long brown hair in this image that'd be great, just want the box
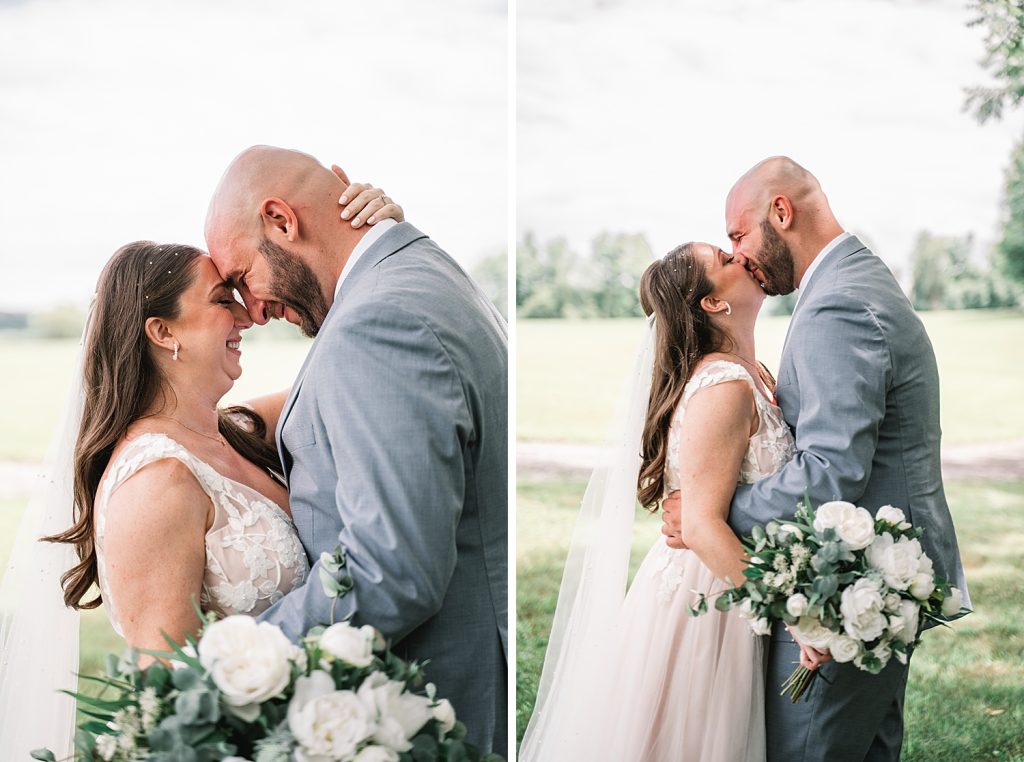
[636,243,730,510]
[45,241,279,609]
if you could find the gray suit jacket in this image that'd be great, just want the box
[257,223,508,754]
[728,235,969,610]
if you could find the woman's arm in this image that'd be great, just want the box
[243,389,291,444]
[101,459,210,664]
[675,380,757,588]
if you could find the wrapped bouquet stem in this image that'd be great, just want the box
[689,497,968,702]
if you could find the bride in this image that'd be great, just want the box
[0,183,401,756]
[520,241,811,761]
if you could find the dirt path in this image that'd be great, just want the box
[517,439,1024,482]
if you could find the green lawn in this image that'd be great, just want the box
[0,336,313,461]
[515,478,1024,761]
[517,309,1024,446]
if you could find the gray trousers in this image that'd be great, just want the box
[765,623,910,762]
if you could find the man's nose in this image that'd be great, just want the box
[238,285,270,325]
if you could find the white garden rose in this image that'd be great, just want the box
[866,533,924,591]
[793,616,835,650]
[319,621,377,668]
[941,587,964,617]
[839,578,888,642]
[875,505,911,529]
[288,671,376,762]
[738,598,757,621]
[786,593,809,618]
[750,618,772,636]
[431,698,457,738]
[352,747,400,762]
[890,600,920,645]
[198,616,295,721]
[909,572,935,601]
[813,501,876,550]
[358,672,434,752]
[829,634,860,663]
[884,592,902,613]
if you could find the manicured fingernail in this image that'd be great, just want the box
[352,217,361,226]
[368,216,376,224]
[339,194,348,204]
[341,209,351,219]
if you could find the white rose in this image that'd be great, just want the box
[351,747,400,762]
[890,600,920,645]
[875,505,911,530]
[813,501,876,550]
[320,622,377,668]
[839,578,888,642]
[786,593,809,618]
[829,634,860,663]
[750,618,772,636]
[358,672,434,752]
[738,598,757,621]
[288,671,376,762]
[872,641,892,667]
[793,616,835,650]
[431,698,457,738]
[198,616,295,720]
[909,572,935,601]
[866,534,923,591]
[778,524,804,543]
[941,587,964,617]
[884,592,902,613]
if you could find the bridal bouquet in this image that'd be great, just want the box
[689,497,968,701]
[35,549,503,762]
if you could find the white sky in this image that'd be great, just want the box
[518,0,1023,281]
[0,0,506,311]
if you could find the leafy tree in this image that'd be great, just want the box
[909,231,1019,310]
[583,232,654,318]
[516,234,586,318]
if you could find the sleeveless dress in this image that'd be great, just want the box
[94,432,310,636]
[565,360,795,762]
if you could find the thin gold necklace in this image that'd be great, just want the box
[142,414,227,447]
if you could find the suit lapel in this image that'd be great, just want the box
[274,222,431,468]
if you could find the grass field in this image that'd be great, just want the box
[517,309,1024,446]
[515,478,1024,761]
[0,336,314,461]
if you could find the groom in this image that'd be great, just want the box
[663,157,968,761]
[204,146,508,754]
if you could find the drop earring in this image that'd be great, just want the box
[172,342,179,361]
[724,303,732,316]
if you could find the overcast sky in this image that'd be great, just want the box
[0,0,506,311]
[518,0,1023,280]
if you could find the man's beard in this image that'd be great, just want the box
[259,238,330,338]
[755,217,797,296]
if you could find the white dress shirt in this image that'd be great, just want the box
[334,218,398,299]
[792,231,851,311]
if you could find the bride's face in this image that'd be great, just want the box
[693,243,765,311]
[164,256,253,389]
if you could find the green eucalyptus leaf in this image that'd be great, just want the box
[172,668,201,691]
[714,594,733,612]
[29,750,57,761]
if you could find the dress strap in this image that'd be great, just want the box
[681,359,758,407]
[100,433,219,513]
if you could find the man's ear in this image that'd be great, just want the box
[144,316,176,354]
[770,194,794,230]
[261,197,299,243]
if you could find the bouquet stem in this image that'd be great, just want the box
[781,665,817,703]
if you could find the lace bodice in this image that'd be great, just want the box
[666,360,795,489]
[94,433,309,637]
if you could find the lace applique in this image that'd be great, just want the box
[657,360,795,601]
[94,433,309,635]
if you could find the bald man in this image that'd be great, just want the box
[206,146,508,753]
[663,157,968,761]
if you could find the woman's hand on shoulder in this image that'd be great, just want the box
[333,167,404,229]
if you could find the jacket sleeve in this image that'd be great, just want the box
[727,289,892,536]
[257,302,471,642]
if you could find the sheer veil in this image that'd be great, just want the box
[519,316,656,761]
[0,301,93,758]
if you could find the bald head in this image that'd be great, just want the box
[728,156,822,215]
[205,145,333,245]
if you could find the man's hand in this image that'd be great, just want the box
[786,625,834,671]
[332,166,405,228]
[660,491,688,549]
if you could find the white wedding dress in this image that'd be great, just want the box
[94,432,309,634]
[528,360,795,762]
